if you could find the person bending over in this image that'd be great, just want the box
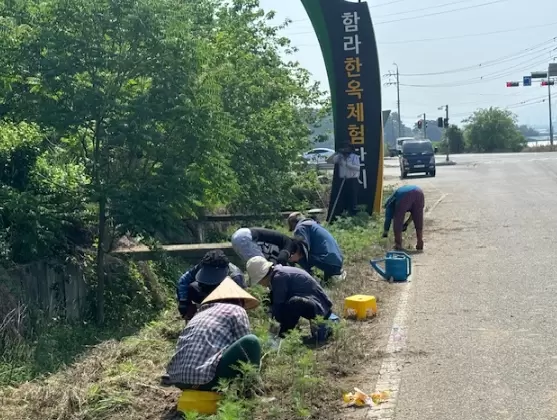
[163,278,261,390]
[246,256,333,337]
[176,250,245,320]
[287,212,345,283]
[383,185,425,251]
[231,227,295,265]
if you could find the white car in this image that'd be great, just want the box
[303,147,336,164]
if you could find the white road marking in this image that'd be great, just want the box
[366,194,446,419]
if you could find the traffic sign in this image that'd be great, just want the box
[532,71,548,79]
[549,63,557,77]
[523,76,532,86]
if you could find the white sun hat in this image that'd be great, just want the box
[246,256,273,285]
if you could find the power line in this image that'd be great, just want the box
[375,0,508,25]
[284,0,510,35]
[380,21,557,45]
[399,38,557,77]
[374,0,500,19]
[399,54,556,88]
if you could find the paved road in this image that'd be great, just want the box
[384,153,557,420]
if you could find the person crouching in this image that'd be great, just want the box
[246,256,333,337]
[163,278,261,390]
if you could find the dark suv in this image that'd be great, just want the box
[398,140,438,178]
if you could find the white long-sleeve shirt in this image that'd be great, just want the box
[333,153,361,179]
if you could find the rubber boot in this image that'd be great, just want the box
[416,230,424,251]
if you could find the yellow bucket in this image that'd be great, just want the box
[176,390,222,415]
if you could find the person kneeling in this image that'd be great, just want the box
[163,278,261,391]
[246,256,333,337]
[176,250,245,321]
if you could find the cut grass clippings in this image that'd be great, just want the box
[0,190,405,420]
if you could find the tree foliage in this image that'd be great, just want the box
[463,108,526,153]
[0,0,322,323]
[439,124,465,154]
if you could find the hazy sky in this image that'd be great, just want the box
[259,0,557,129]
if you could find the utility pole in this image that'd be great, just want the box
[395,63,401,137]
[384,63,402,137]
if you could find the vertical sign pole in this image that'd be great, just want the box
[445,105,450,162]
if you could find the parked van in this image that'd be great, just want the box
[395,137,415,155]
[398,139,438,178]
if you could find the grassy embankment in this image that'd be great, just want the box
[0,187,411,420]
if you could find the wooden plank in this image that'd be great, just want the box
[112,242,236,261]
[202,209,325,222]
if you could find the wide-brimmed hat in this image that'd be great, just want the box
[202,277,259,310]
[195,264,228,285]
[287,212,304,231]
[246,256,273,285]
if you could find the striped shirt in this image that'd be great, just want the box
[166,303,251,385]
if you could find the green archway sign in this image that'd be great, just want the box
[301,0,383,217]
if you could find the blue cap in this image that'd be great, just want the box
[195,265,229,285]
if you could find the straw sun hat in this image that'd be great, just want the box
[201,277,260,310]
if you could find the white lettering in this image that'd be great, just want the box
[343,35,361,55]
[358,147,367,163]
[342,11,360,32]
[358,166,368,189]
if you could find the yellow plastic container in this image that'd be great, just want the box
[344,295,377,320]
[176,390,222,415]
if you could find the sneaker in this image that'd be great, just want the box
[330,270,347,284]
[267,335,282,351]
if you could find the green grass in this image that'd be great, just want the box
[0,186,399,420]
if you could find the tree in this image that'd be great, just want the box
[464,108,526,153]
[384,112,412,145]
[1,0,239,324]
[0,0,321,323]
[208,2,324,212]
[442,125,465,154]
[518,124,540,138]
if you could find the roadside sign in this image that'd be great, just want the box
[549,63,557,77]
[532,71,548,79]
[523,76,532,87]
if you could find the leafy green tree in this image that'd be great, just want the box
[518,124,540,138]
[207,2,324,212]
[464,108,526,153]
[440,125,465,154]
[0,0,321,323]
[1,0,239,323]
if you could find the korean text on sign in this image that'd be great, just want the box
[341,11,367,188]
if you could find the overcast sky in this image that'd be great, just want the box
[259,0,557,129]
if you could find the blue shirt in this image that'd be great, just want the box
[294,219,343,274]
[176,263,245,303]
[383,185,420,233]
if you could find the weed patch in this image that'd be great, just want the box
[0,187,401,420]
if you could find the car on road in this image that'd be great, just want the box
[395,137,415,155]
[302,147,335,165]
[398,139,438,178]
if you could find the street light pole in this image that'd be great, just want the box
[439,104,450,161]
[548,79,554,148]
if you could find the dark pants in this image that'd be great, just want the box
[341,177,359,216]
[188,281,216,304]
[278,297,330,337]
[175,334,262,391]
[393,189,425,247]
[321,265,343,283]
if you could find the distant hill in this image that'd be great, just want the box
[310,111,392,150]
